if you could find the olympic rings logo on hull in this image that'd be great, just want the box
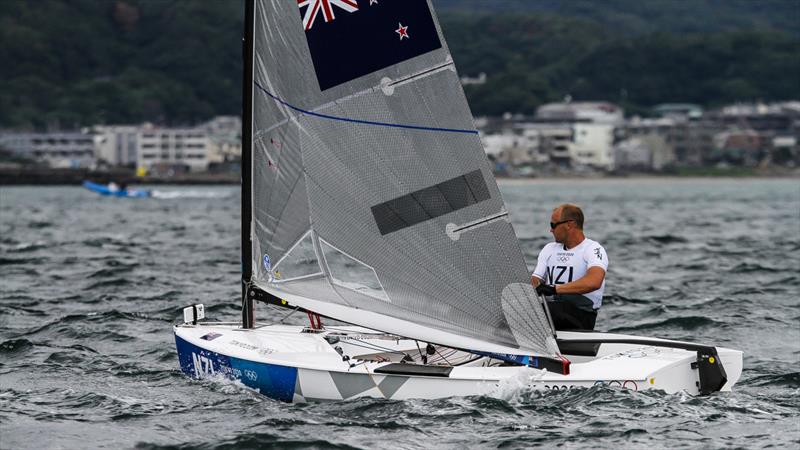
[541,381,639,391]
[594,380,639,390]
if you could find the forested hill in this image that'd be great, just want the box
[435,0,800,37]
[1,0,798,130]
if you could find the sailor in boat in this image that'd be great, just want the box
[531,203,608,331]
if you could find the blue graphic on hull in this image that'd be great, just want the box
[174,334,297,402]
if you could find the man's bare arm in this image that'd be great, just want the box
[551,267,605,295]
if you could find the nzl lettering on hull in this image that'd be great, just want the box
[174,334,297,402]
[298,0,442,90]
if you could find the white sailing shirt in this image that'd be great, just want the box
[532,238,609,309]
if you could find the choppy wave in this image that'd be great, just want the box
[730,263,781,274]
[0,338,35,355]
[1,181,798,449]
[646,234,689,244]
[608,316,723,333]
[0,256,48,266]
[742,372,800,388]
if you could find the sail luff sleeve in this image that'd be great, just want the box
[242,0,255,285]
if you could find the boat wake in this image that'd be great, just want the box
[150,190,232,199]
[486,367,547,402]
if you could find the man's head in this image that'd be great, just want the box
[550,203,584,244]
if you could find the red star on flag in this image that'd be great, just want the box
[395,22,409,40]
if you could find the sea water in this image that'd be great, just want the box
[1,178,798,449]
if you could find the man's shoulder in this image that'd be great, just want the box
[540,242,561,253]
[536,242,560,260]
[581,238,609,265]
[582,238,606,249]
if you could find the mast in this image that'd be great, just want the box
[240,0,315,327]
[241,0,255,328]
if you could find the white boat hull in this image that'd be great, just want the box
[174,323,742,402]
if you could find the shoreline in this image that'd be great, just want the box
[0,167,239,186]
[0,166,796,186]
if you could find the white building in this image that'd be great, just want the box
[482,125,560,168]
[614,135,674,170]
[571,122,615,169]
[481,134,516,159]
[93,125,139,167]
[533,101,623,169]
[460,72,487,86]
[0,132,95,168]
[137,125,210,172]
[536,101,624,125]
[204,116,242,164]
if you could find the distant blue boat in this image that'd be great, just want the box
[82,181,151,198]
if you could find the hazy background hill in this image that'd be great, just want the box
[435,0,800,36]
[2,0,798,130]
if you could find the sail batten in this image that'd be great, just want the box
[249,0,558,357]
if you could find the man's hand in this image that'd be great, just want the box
[535,284,557,296]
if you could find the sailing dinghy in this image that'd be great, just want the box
[174,0,742,402]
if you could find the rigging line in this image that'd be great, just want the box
[322,326,397,338]
[262,305,300,326]
[415,340,425,362]
[343,336,429,356]
[254,81,479,135]
[341,339,408,356]
[433,347,452,366]
[429,349,458,365]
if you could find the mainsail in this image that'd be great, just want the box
[245,0,558,357]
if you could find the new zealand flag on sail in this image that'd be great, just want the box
[298,0,442,91]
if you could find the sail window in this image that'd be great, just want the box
[370,169,491,235]
[319,238,390,302]
[271,231,323,282]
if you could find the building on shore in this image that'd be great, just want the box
[621,101,800,168]
[614,134,674,171]
[3,103,796,176]
[90,116,240,175]
[93,125,139,167]
[479,101,621,173]
[537,102,622,171]
[204,116,242,165]
[653,103,703,120]
[477,100,799,173]
[536,101,624,125]
[0,131,95,168]
[622,113,720,167]
[137,124,210,174]
[571,122,615,169]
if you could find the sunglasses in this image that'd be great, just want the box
[550,219,573,229]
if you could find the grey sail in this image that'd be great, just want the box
[248,0,558,357]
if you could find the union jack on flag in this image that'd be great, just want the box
[297,0,359,30]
